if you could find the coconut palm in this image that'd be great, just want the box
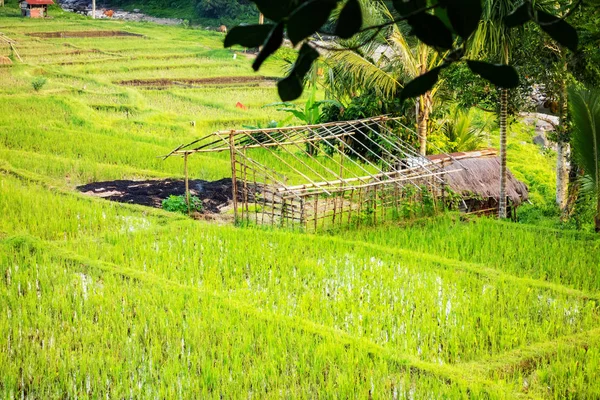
[569,86,600,232]
[440,107,489,153]
[469,0,521,218]
[321,0,444,155]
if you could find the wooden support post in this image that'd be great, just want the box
[300,197,305,228]
[380,187,385,223]
[242,148,249,224]
[92,0,96,18]
[229,132,239,222]
[314,196,318,232]
[332,195,337,225]
[261,175,267,225]
[270,189,276,227]
[253,170,258,225]
[373,187,378,226]
[357,188,363,227]
[348,189,355,226]
[184,153,190,216]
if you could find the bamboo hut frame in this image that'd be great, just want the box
[165,116,462,231]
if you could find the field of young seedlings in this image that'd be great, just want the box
[1,4,600,399]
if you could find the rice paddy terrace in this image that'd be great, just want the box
[1,5,600,399]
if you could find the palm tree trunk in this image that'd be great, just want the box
[417,49,430,156]
[556,51,569,217]
[498,43,510,219]
[417,93,430,156]
[499,88,508,218]
[556,145,570,212]
[596,202,600,233]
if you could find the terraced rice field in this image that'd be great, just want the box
[1,5,599,398]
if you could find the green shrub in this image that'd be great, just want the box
[32,77,47,92]
[162,195,203,214]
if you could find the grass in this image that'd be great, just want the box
[0,3,599,398]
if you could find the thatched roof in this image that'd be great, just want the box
[0,56,12,65]
[440,157,529,205]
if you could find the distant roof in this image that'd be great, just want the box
[24,0,54,5]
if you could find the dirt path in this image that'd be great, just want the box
[117,76,276,88]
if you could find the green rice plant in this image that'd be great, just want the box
[1,9,599,398]
[0,237,487,398]
[31,76,47,92]
[162,194,202,214]
[336,215,600,292]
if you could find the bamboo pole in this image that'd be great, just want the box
[357,188,363,227]
[313,196,318,232]
[229,132,238,222]
[373,187,378,225]
[281,169,462,197]
[275,168,408,192]
[241,147,249,223]
[176,131,357,155]
[184,153,190,216]
[254,169,258,225]
[261,174,267,225]
[348,189,355,226]
[211,116,389,137]
[271,188,276,227]
[9,43,22,63]
[250,129,334,196]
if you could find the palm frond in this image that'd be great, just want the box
[469,0,521,61]
[441,108,488,152]
[569,86,600,198]
[324,45,401,100]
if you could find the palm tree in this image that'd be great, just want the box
[321,1,444,155]
[470,0,520,218]
[440,107,489,153]
[569,86,600,232]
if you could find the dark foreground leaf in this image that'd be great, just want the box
[335,0,363,39]
[407,13,454,49]
[252,0,293,21]
[393,0,426,16]
[278,44,320,101]
[288,0,337,46]
[504,3,530,28]
[252,22,284,71]
[536,10,578,52]
[400,66,443,102]
[467,61,520,88]
[224,24,275,48]
[446,0,482,38]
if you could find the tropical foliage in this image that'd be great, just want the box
[438,107,489,153]
[569,86,600,231]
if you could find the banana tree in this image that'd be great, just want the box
[265,86,341,154]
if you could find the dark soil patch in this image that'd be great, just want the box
[77,178,256,214]
[117,76,277,88]
[28,31,143,39]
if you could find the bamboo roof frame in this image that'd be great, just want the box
[165,116,464,222]
[165,116,462,193]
